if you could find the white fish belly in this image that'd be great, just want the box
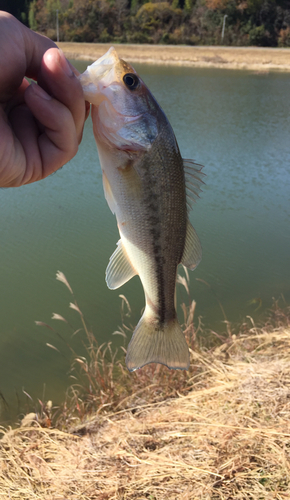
[119,230,161,319]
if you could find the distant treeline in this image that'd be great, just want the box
[3,0,290,46]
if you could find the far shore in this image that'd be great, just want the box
[57,42,290,72]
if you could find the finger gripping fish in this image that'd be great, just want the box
[79,47,204,371]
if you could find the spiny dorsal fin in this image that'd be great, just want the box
[183,159,205,209]
[181,220,202,271]
[106,239,137,290]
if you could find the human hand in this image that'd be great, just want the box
[0,12,87,187]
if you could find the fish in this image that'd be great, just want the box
[79,47,204,372]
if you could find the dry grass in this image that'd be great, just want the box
[1,328,290,499]
[1,274,290,499]
[57,42,290,72]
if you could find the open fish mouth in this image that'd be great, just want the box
[79,47,119,92]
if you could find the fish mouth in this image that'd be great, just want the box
[85,47,119,82]
[79,47,119,102]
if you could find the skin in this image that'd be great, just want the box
[0,11,88,187]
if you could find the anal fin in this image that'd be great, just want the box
[106,239,137,290]
[181,221,202,271]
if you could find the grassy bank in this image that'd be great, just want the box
[58,42,290,72]
[0,272,290,499]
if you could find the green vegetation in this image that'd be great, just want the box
[3,0,290,47]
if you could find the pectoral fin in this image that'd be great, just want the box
[181,221,202,271]
[106,239,137,290]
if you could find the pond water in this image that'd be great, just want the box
[0,61,289,424]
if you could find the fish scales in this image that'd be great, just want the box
[123,124,187,324]
[79,47,203,371]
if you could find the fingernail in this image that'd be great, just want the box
[30,82,52,100]
[58,49,73,77]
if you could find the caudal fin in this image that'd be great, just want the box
[125,314,190,372]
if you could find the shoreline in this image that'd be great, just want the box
[58,42,290,72]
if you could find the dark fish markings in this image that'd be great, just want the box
[140,160,167,326]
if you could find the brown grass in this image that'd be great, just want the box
[1,274,290,499]
[57,42,290,72]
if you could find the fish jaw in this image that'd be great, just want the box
[79,47,122,104]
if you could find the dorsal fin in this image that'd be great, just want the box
[183,159,205,210]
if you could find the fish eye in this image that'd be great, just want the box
[123,73,139,90]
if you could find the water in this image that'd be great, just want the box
[0,62,289,423]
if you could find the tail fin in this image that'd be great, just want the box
[125,314,190,372]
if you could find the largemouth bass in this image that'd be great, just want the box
[79,47,204,371]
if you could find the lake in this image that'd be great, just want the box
[0,62,289,424]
